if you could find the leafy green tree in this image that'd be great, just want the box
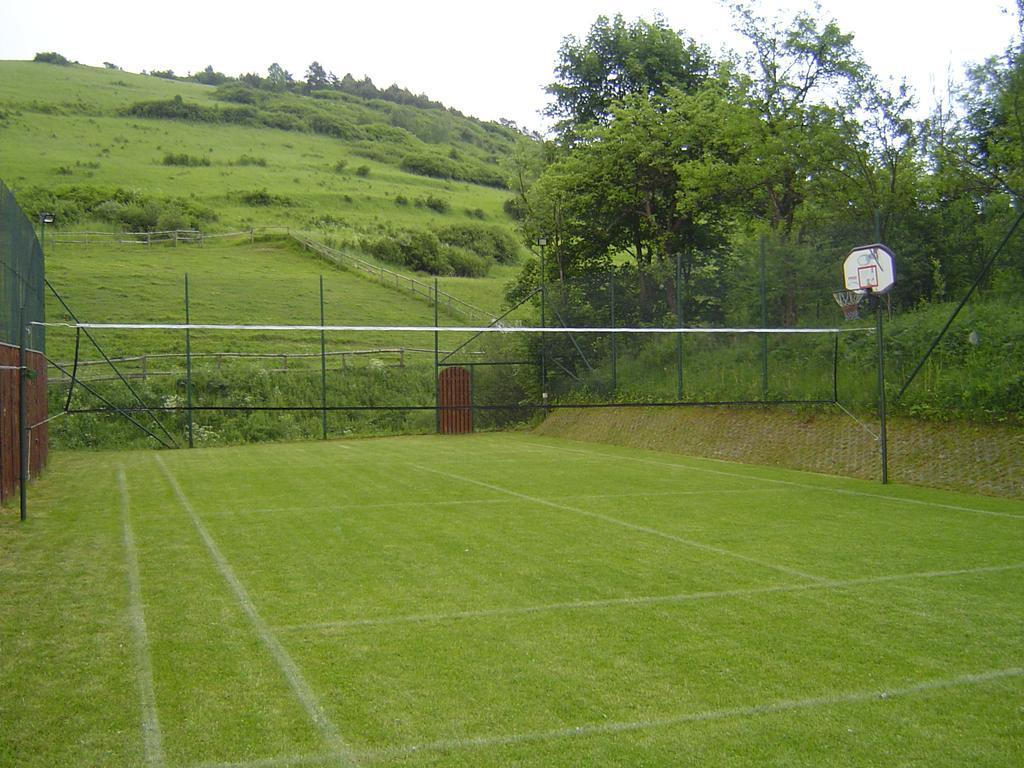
[727,3,867,323]
[305,61,329,90]
[266,62,293,91]
[545,14,711,142]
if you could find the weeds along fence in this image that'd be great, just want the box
[47,348,424,385]
[50,227,285,247]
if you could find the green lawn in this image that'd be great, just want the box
[2,434,1021,766]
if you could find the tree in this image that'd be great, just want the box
[305,61,329,90]
[728,3,867,323]
[193,65,227,86]
[266,62,293,91]
[545,14,711,142]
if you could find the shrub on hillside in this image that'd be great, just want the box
[238,188,293,207]
[435,222,521,264]
[33,52,71,66]
[423,195,450,214]
[162,152,210,167]
[443,245,490,277]
[362,231,491,277]
[14,184,216,230]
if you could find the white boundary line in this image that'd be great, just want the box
[185,667,1024,768]
[518,439,1024,521]
[154,456,356,766]
[119,466,166,767]
[362,667,1024,762]
[411,464,828,583]
[275,562,1024,633]
[162,488,788,522]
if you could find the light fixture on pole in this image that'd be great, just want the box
[39,212,55,253]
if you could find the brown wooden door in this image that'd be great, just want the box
[438,366,472,434]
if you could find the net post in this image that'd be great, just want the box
[184,273,194,449]
[538,239,547,400]
[759,236,768,400]
[874,292,889,484]
[609,270,617,394]
[832,333,839,404]
[469,364,476,432]
[319,276,328,441]
[18,305,28,522]
[434,277,440,434]
[676,252,683,401]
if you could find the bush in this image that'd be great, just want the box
[423,195,450,214]
[239,188,293,207]
[355,165,371,177]
[162,153,210,167]
[33,52,71,66]
[444,245,490,277]
[436,222,521,263]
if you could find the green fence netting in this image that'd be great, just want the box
[0,179,45,352]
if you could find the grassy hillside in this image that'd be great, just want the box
[0,60,523,247]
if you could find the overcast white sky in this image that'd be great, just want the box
[0,1,1017,131]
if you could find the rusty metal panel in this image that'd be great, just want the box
[0,343,48,504]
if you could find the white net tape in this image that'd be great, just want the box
[35,322,869,335]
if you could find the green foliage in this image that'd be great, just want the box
[422,194,450,214]
[434,222,522,264]
[400,150,507,187]
[545,14,711,140]
[162,152,210,167]
[361,229,496,277]
[33,51,71,66]
[14,183,216,230]
[238,188,293,207]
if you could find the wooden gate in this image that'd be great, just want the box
[438,366,472,434]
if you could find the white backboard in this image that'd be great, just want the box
[844,244,895,294]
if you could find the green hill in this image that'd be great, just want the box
[0,60,525,257]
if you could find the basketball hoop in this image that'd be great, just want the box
[832,290,864,320]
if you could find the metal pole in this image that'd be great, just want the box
[676,253,683,401]
[18,305,28,522]
[185,273,194,448]
[609,271,617,394]
[538,239,547,401]
[875,293,888,484]
[469,364,475,433]
[760,236,768,400]
[832,334,839,404]
[319,276,328,440]
[434,277,440,434]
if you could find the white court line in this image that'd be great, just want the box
[276,562,1024,633]
[119,467,165,767]
[185,667,1024,768]
[363,667,1024,762]
[181,488,785,521]
[518,439,1024,520]
[154,456,356,766]
[412,464,828,583]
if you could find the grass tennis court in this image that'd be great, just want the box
[2,433,1022,767]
